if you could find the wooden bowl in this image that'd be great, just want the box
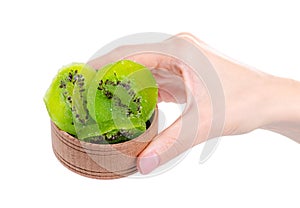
[51,109,158,179]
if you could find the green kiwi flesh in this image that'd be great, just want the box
[44,63,96,136]
[44,60,158,144]
[86,60,158,143]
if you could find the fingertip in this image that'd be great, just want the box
[137,151,160,175]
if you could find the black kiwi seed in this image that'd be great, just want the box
[114,97,127,108]
[126,109,134,117]
[105,91,113,99]
[97,75,142,122]
[87,130,134,144]
[120,83,130,91]
[68,72,73,82]
[59,80,66,89]
[128,90,135,97]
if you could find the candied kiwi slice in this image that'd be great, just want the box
[44,63,96,136]
[87,60,158,141]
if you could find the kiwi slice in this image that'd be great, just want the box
[44,63,96,136]
[44,60,158,144]
[86,60,158,142]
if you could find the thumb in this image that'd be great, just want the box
[137,95,201,175]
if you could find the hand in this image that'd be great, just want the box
[89,33,300,175]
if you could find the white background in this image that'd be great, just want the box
[0,0,299,207]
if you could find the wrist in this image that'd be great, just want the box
[260,75,300,141]
[262,76,300,125]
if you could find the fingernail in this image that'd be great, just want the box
[138,152,160,175]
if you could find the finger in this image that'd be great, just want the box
[137,91,204,175]
[87,44,188,103]
[87,43,149,69]
[137,58,215,174]
[87,41,169,70]
[127,54,187,103]
[87,34,190,73]
[174,32,208,46]
[126,53,185,77]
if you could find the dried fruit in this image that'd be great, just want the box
[86,60,158,142]
[44,63,96,136]
[44,60,158,144]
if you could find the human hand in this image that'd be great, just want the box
[88,33,300,175]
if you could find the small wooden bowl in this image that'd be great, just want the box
[51,109,158,179]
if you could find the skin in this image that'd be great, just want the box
[89,33,300,174]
